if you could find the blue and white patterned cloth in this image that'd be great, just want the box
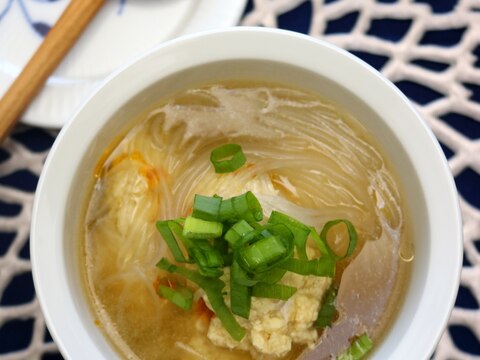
[0,1,479,359]
[0,0,126,36]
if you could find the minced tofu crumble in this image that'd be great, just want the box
[202,269,331,358]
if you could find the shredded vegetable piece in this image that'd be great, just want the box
[231,260,258,286]
[157,258,245,341]
[168,220,194,250]
[259,267,287,284]
[239,235,287,271]
[232,191,263,222]
[183,216,223,239]
[309,226,335,259]
[219,198,236,221]
[158,285,193,310]
[219,192,263,222]
[224,220,255,245]
[320,219,358,260]
[230,276,251,319]
[315,285,338,328]
[269,211,310,260]
[280,257,335,277]
[190,241,224,278]
[213,237,232,265]
[252,282,297,300]
[193,194,222,221]
[234,224,294,273]
[210,144,246,173]
[337,333,373,360]
[156,221,189,263]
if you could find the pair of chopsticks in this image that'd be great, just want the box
[0,0,106,141]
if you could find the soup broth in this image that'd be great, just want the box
[82,81,412,359]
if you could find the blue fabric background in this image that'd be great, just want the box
[0,0,479,358]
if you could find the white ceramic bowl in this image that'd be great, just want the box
[31,27,462,360]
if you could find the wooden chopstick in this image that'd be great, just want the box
[0,0,106,142]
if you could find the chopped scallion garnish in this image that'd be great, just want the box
[315,285,338,329]
[238,235,287,271]
[158,285,193,310]
[230,276,251,319]
[224,220,254,246]
[269,211,310,260]
[157,258,245,341]
[234,224,294,274]
[193,194,222,221]
[219,192,263,223]
[252,282,297,300]
[207,285,246,342]
[213,237,232,265]
[258,267,287,284]
[231,260,258,286]
[168,220,194,250]
[218,198,236,222]
[154,190,359,344]
[280,257,335,277]
[191,243,224,278]
[210,144,246,174]
[155,221,190,263]
[337,333,373,360]
[232,191,263,222]
[320,219,358,260]
[309,226,335,259]
[183,216,223,239]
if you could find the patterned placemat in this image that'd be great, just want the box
[0,0,479,359]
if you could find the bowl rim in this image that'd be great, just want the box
[31,26,463,360]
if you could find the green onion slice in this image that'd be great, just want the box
[218,199,236,222]
[337,333,373,360]
[320,219,358,260]
[224,220,255,246]
[230,276,251,319]
[232,264,286,286]
[268,211,310,260]
[219,192,263,223]
[207,285,246,342]
[157,258,220,290]
[195,240,224,267]
[280,257,335,278]
[159,220,224,277]
[309,226,335,259]
[315,285,338,329]
[218,191,263,223]
[190,243,224,278]
[182,216,223,239]
[213,237,229,255]
[213,237,232,265]
[234,224,294,274]
[192,239,224,276]
[252,282,297,300]
[232,192,263,222]
[157,258,245,341]
[239,235,287,271]
[222,252,234,267]
[193,194,222,221]
[156,221,190,263]
[257,267,287,284]
[231,260,258,287]
[210,144,246,174]
[158,285,193,310]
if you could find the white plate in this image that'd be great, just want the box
[0,0,246,128]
